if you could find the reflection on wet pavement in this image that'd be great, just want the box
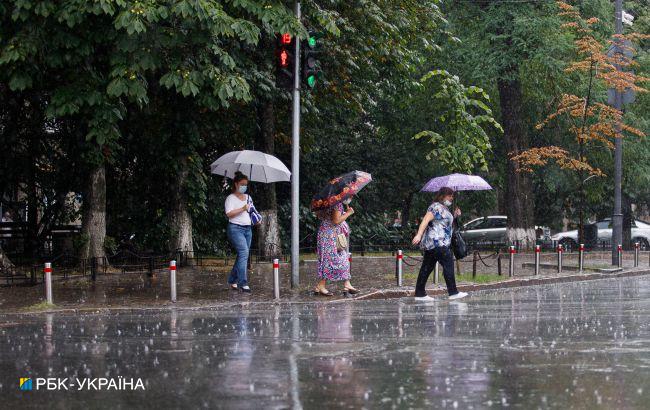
[1,277,649,408]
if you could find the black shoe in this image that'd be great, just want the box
[240,286,252,293]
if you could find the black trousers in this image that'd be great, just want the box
[415,246,458,296]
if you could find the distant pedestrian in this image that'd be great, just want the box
[411,187,468,301]
[314,199,358,296]
[224,171,256,293]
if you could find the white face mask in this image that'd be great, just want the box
[443,199,452,207]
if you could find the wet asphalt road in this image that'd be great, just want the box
[1,276,649,409]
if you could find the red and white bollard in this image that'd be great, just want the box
[273,259,280,300]
[579,243,585,272]
[509,246,516,277]
[618,244,623,268]
[170,260,177,303]
[44,262,53,304]
[634,242,640,267]
[396,250,403,287]
[557,244,563,274]
[534,245,541,276]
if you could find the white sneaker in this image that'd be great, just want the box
[448,292,468,300]
[414,295,436,301]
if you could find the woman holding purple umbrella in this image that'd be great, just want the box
[412,187,468,301]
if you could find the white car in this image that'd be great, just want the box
[461,215,551,246]
[551,218,650,250]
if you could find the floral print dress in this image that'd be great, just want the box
[317,203,351,281]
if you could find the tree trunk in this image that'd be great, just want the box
[254,99,281,259]
[498,77,536,249]
[401,191,414,228]
[80,164,107,263]
[169,156,194,264]
[0,246,14,271]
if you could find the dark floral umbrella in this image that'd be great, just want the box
[311,171,372,211]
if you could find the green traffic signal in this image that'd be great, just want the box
[307,75,316,88]
[308,36,316,48]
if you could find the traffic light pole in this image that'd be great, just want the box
[290,1,301,287]
[611,0,623,265]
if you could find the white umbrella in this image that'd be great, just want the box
[210,150,291,183]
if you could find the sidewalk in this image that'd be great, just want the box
[1,260,649,315]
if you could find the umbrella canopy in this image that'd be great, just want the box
[421,173,492,192]
[311,171,372,211]
[210,150,291,183]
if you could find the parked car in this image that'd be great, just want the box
[551,218,650,251]
[460,215,551,248]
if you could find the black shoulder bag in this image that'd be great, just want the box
[451,218,468,260]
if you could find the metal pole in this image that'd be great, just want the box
[472,251,477,278]
[273,259,280,300]
[534,245,540,276]
[557,244,563,274]
[434,262,439,284]
[611,0,624,266]
[634,242,639,267]
[579,243,584,272]
[44,262,52,304]
[396,250,403,287]
[617,244,623,268]
[290,1,301,288]
[170,260,177,303]
[497,252,502,276]
[509,246,515,277]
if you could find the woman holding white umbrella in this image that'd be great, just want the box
[213,150,291,294]
[224,171,256,293]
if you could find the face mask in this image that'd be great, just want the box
[443,199,452,207]
[342,198,352,205]
[238,185,248,194]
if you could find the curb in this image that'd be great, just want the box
[2,269,649,317]
[356,268,650,300]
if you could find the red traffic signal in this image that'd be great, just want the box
[280,33,292,45]
[279,49,289,68]
[276,33,295,90]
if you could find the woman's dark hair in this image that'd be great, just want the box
[434,187,455,203]
[232,171,248,192]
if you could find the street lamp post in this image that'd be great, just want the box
[290,1,301,287]
[611,0,623,265]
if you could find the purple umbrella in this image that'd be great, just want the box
[421,173,492,192]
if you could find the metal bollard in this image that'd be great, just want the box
[634,243,639,267]
[434,262,439,284]
[273,259,280,300]
[579,243,585,272]
[618,244,623,268]
[509,246,515,277]
[497,252,502,276]
[396,250,403,287]
[557,244,563,274]
[170,260,177,303]
[534,245,540,276]
[44,262,53,304]
[472,251,478,278]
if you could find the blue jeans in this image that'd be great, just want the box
[227,223,252,287]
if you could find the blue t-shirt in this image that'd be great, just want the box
[421,202,453,250]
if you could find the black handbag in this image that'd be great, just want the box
[451,219,468,259]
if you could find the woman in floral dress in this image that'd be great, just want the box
[314,199,359,296]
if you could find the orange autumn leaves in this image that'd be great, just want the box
[513,1,648,176]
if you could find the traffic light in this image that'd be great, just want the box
[302,31,322,89]
[275,33,294,90]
